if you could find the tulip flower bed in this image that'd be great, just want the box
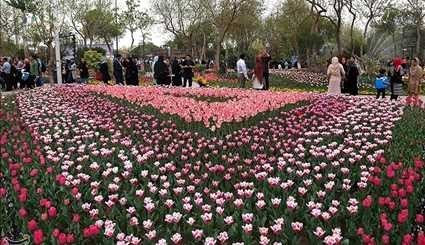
[87,85,313,130]
[1,86,425,245]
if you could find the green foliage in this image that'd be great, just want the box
[387,106,425,163]
[83,49,103,69]
[76,47,106,62]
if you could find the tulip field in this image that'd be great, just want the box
[1,85,425,245]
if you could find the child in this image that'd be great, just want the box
[375,68,389,99]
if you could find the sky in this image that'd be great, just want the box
[118,0,279,48]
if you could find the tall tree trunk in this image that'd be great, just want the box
[336,22,342,55]
[130,31,135,50]
[201,32,206,61]
[350,15,356,55]
[141,35,145,57]
[48,42,55,83]
[362,17,373,56]
[392,32,397,57]
[416,20,421,56]
[214,40,221,72]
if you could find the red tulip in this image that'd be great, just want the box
[416,214,424,223]
[0,188,6,198]
[398,209,409,224]
[417,232,425,245]
[58,233,67,245]
[400,199,409,208]
[33,229,44,245]
[382,234,390,244]
[72,214,80,223]
[48,207,57,218]
[52,228,60,237]
[66,234,75,244]
[27,219,38,232]
[362,195,373,208]
[18,208,28,218]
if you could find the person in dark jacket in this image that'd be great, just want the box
[154,56,170,85]
[113,54,124,85]
[181,55,194,87]
[171,57,182,86]
[99,60,111,84]
[78,58,89,84]
[262,49,271,90]
[124,57,139,86]
[345,58,360,95]
[390,57,405,100]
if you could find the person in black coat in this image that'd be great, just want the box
[154,56,170,85]
[345,58,360,95]
[125,57,139,86]
[113,54,124,85]
[181,55,195,87]
[99,60,111,84]
[171,57,182,86]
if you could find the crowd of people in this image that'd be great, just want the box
[327,56,423,99]
[0,55,46,91]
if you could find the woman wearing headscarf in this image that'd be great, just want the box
[171,57,182,86]
[390,57,404,100]
[125,57,139,86]
[99,58,111,84]
[327,57,345,95]
[154,56,170,85]
[408,57,423,96]
[345,57,360,95]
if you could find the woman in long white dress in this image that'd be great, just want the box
[327,57,345,95]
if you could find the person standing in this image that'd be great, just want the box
[237,54,249,88]
[125,57,139,86]
[408,57,423,96]
[99,59,111,84]
[182,55,195,87]
[78,58,89,84]
[375,69,389,99]
[390,57,405,100]
[327,57,345,95]
[30,55,40,87]
[171,57,182,86]
[345,57,360,95]
[113,54,124,85]
[1,57,12,91]
[262,49,271,90]
[154,56,170,86]
[340,57,348,93]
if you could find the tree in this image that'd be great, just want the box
[4,0,39,55]
[64,0,92,47]
[152,0,203,55]
[405,0,425,56]
[202,0,259,70]
[345,0,358,54]
[121,0,153,49]
[376,6,402,56]
[82,3,123,52]
[359,0,392,55]
[306,0,346,55]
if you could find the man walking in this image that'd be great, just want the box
[237,54,249,88]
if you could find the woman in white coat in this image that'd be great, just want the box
[327,57,345,95]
